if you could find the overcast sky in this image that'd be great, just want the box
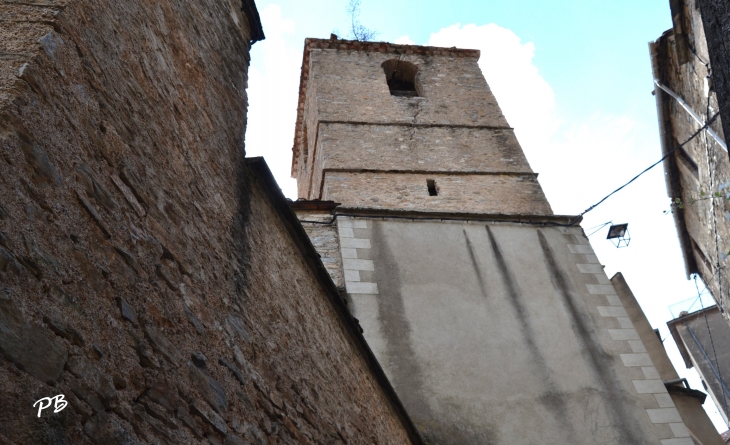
[244,0,727,430]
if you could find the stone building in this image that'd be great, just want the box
[0,1,423,444]
[668,305,730,427]
[651,0,730,323]
[291,37,724,444]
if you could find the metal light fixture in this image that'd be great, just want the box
[607,223,630,248]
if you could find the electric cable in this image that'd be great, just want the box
[299,115,720,228]
[577,112,720,220]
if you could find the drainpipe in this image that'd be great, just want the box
[653,80,727,151]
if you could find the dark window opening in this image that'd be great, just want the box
[427,179,438,196]
[691,237,713,273]
[676,147,699,179]
[382,59,419,97]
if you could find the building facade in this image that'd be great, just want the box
[292,37,722,444]
[668,305,730,427]
[651,0,730,323]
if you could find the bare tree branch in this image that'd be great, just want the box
[347,0,378,42]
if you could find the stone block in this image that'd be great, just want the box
[340,237,371,249]
[83,411,138,445]
[142,322,179,364]
[190,401,227,435]
[646,408,682,424]
[567,244,594,255]
[115,297,138,327]
[608,328,640,341]
[654,393,676,408]
[587,284,617,295]
[0,297,67,384]
[43,316,85,347]
[227,315,250,342]
[343,258,374,271]
[633,379,667,394]
[189,364,227,414]
[597,306,629,318]
[620,353,654,367]
[346,282,378,294]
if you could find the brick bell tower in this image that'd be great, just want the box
[289,37,713,444]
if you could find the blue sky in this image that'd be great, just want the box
[244,0,727,431]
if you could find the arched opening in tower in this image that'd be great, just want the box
[382,59,419,97]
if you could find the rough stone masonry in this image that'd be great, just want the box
[0,1,421,444]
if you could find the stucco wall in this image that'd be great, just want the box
[0,2,418,444]
[338,216,698,444]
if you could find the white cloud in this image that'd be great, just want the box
[393,35,415,45]
[245,4,300,198]
[428,23,557,171]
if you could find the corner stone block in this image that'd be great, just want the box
[576,263,604,274]
[597,306,628,317]
[343,258,374,271]
[346,282,378,294]
[632,379,667,394]
[646,407,682,424]
[668,422,691,438]
[340,238,371,249]
[587,284,617,295]
[567,244,594,255]
[607,328,640,341]
[620,353,653,367]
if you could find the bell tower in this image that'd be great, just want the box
[292,38,552,217]
[290,38,709,444]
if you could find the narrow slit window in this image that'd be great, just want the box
[427,179,438,196]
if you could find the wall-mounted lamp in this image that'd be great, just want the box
[607,223,630,248]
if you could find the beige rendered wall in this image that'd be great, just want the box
[333,215,699,444]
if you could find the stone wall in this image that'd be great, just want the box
[697,0,730,150]
[0,1,419,444]
[322,172,552,215]
[292,40,535,205]
[291,207,345,290]
[651,0,730,322]
[316,123,532,174]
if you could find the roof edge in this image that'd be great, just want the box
[241,0,265,43]
[333,206,580,225]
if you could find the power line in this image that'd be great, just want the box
[298,112,721,228]
[577,112,720,220]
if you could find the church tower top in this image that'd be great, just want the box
[291,37,552,216]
